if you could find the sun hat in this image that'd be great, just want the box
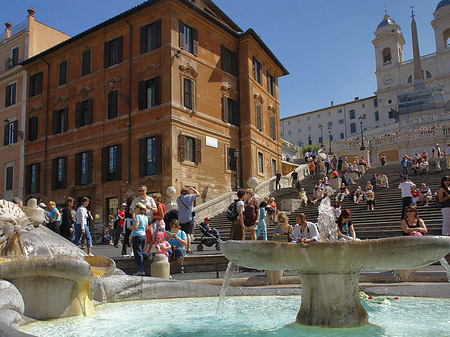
[39,202,47,208]
[156,231,166,239]
[136,202,146,209]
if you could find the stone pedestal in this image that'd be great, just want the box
[357,165,366,175]
[151,254,170,279]
[347,171,359,181]
[297,271,368,327]
[281,199,303,212]
[328,177,341,191]
[266,270,283,285]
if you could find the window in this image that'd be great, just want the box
[52,108,68,134]
[5,83,16,107]
[328,111,331,116]
[223,97,239,126]
[375,111,379,121]
[287,121,290,125]
[308,126,311,131]
[338,109,342,113]
[327,121,333,127]
[256,105,262,131]
[318,137,323,144]
[104,36,123,68]
[270,115,276,140]
[258,152,263,173]
[178,134,201,164]
[340,133,345,139]
[138,77,160,110]
[179,20,198,56]
[5,165,13,191]
[25,163,40,194]
[307,116,310,120]
[374,98,378,107]
[362,103,365,108]
[338,119,344,124]
[389,110,395,119]
[298,128,301,133]
[140,20,161,54]
[350,123,356,134]
[81,50,91,76]
[183,78,194,109]
[75,151,92,186]
[252,57,262,84]
[102,144,122,182]
[29,72,43,98]
[3,120,17,145]
[58,61,68,86]
[317,114,320,118]
[271,159,276,176]
[298,141,302,147]
[383,48,392,64]
[221,46,238,76]
[288,131,291,135]
[107,91,118,119]
[349,110,355,119]
[75,99,93,128]
[51,157,67,190]
[330,135,334,141]
[11,47,19,67]
[139,135,162,176]
[227,147,237,171]
[267,71,276,96]
[28,117,38,141]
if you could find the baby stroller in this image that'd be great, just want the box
[197,222,221,251]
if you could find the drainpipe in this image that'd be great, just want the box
[237,36,243,188]
[121,15,132,185]
[40,56,50,196]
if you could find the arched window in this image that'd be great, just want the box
[382,48,392,64]
[444,28,450,48]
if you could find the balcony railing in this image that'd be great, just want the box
[0,20,27,43]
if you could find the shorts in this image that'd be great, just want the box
[245,223,257,230]
[180,220,194,234]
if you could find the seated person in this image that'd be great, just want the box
[366,189,375,211]
[312,186,324,204]
[353,186,364,204]
[358,157,367,167]
[341,161,349,173]
[349,161,362,177]
[336,183,350,202]
[370,174,378,189]
[411,160,420,175]
[167,220,188,273]
[333,200,341,219]
[330,167,339,179]
[419,183,432,207]
[273,212,294,242]
[336,209,357,241]
[293,213,320,243]
[199,216,220,239]
[401,206,427,236]
[419,159,429,174]
[378,172,389,188]
[341,174,355,186]
[411,188,421,207]
[298,188,308,206]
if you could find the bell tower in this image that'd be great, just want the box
[431,0,450,54]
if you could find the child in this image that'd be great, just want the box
[256,201,267,241]
[366,189,375,211]
[131,202,149,276]
[155,231,170,259]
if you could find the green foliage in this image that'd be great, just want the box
[301,144,320,155]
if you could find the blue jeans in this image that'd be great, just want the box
[132,235,146,268]
[256,219,267,241]
[402,166,409,175]
[73,223,92,248]
[168,247,185,259]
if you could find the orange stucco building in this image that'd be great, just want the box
[21,0,288,224]
[0,9,70,202]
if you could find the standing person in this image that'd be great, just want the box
[230,189,246,240]
[438,175,450,236]
[291,170,299,188]
[73,197,93,256]
[243,189,260,240]
[130,202,149,276]
[121,195,135,257]
[144,193,166,256]
[130,185,157,250]
[60,197,74,241]
[176,186,200,253]
[401,156,410,175]
[432,144,442,170]
[337,156,343,172]
[380,153,386,166]
[331,155,337,171]
[445,143,450,169]
[398,175,416,220]
[293,213,320,243]
[48,201,61,234]
[39,202,50,227]
[12,197,23,206]
[336,209,357,241]
[275,171,282,191]
[324,155,330,175]
[256,201,267,241]
[113,203,126,248]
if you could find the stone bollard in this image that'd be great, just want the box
[266,270,284,285]
[151,254,170,279]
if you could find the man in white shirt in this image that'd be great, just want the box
[293,213,320,243]
[130,185,157,221]
[445,143,450,169]
[398,176,415,220]
[433,144,441,170]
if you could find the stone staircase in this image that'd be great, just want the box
[198,161,448,242]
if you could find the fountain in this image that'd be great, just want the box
[221,197,450,328]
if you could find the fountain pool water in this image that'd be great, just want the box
[20,296,450,337]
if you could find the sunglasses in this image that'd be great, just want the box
[138,190,146,192]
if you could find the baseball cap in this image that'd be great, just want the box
[39,202,47,208]
[204,216,210,221]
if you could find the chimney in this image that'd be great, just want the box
[4,22,12,40]
[354,97,359,101]
[330,101,334,107]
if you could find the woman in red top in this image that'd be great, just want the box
[113,203,126,247]
[145,193,166,255]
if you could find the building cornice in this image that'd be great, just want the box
[0,66,24,82]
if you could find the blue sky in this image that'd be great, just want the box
[2,1,441,118]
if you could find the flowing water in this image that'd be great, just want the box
[21,296,450,337]
[316,197,338,241]
[216,261,237,316]
[439,257,450,283]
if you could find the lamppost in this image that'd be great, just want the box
[328,126,333,154]
[358,115,366,150]
[234,149,240,191]
[319,124,324,147]
[308,135,312,145]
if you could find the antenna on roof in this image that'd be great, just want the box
[384,5,388,15]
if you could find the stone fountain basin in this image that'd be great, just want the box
[222,236,450,273]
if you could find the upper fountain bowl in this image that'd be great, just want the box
[221,236,450,273]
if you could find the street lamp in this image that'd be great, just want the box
[308,135,312,145]
[328,126,333,154]
[319,124,324,147]
[358,115,366,150]
[234,149,240,191]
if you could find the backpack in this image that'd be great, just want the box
[226,200,239,221]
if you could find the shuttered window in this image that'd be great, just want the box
[104,36,123,68]
[252,57,262,84]
[52,108,68,134]
[267,71,276,96]
[179,20,198,56]
[221,46,238,76]
[81,50,91,76]
[75,151,92,186]
[138,77,160,110]
[75,98,93,128]
[3,120,17,145]
[5,166,13,191]
[270,115,276,140]
[227,147,237,171]
[51,157,67,190]
[256,105,262,131]
[29,72,43,98]
[183,78,194,109]
[101,144,122,182]
[5,83,16,107]
[11,47,19,67]
[25,163,40,194]
[28,117,38,141]
[223,97,239,126]
[178,134,201,164]
[139,135,162,176]
[58,61,68,86]
[108,91,118,119]
[140,20,161,54]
